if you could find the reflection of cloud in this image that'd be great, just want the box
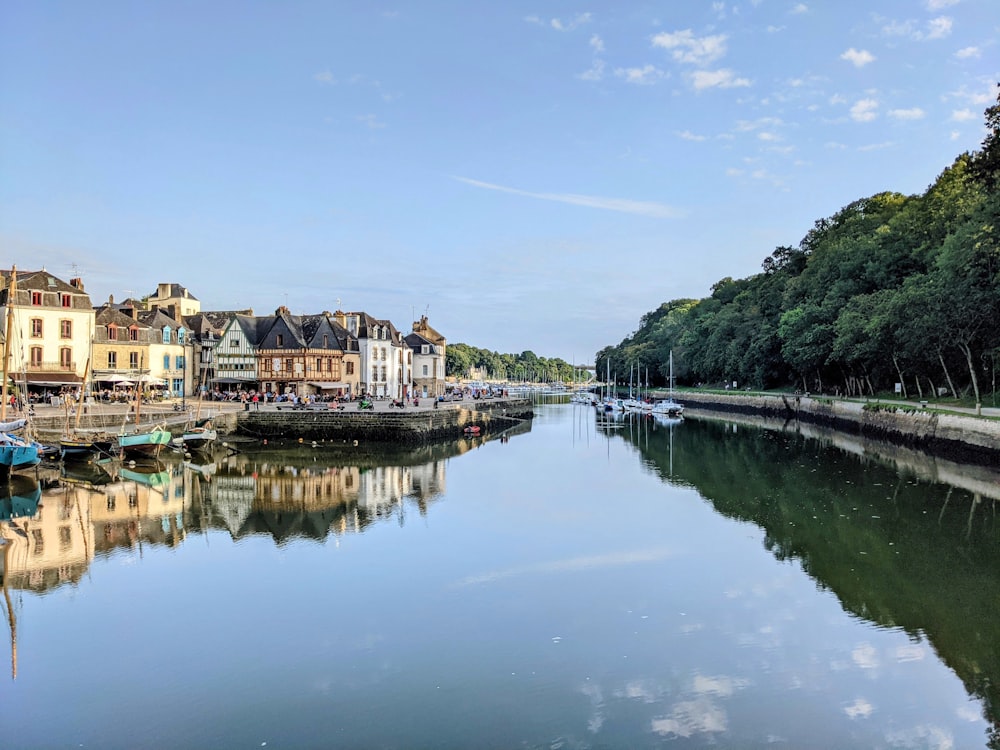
[580,682,606,733]
[885,724,954,749]
[652,696,728,737]
[895,643,926,663]
[852,643,880,670]
[844,697,874,719]
[618,680,661,703]
[453,177,685,219]
[453,547,676,586]
[693,673,750,697]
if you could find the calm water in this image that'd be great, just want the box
[1,404,998,749]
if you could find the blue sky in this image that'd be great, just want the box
[2,1,997,364]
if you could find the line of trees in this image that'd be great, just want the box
[597,88,1000,404]
[445,343,584,384]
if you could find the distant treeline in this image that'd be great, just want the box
[445,343,581,383]
[596,89,1000,403]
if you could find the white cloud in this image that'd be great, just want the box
[614,65,666,85]
[850,98,879,122]
[676,130,708,141]
[356,114,386,129]
[313,70,336,85]
[589,34,605,53]
[712,2,727,19]
[926,16,953,39]
[652,29,728,65]
[888,107,926,120]
[925,0,958,8]
[691,69,751,90]
[791,3,808,14]
[525,12,592,31]
[841,48,876,67]
[950,130,961,140]
[453,177,685,219]
[883,15,953,40]
[955,46,980,59]
[950,108,977,122]
[830,93,848,105]
[578,59,606,81]
[858,141,895,151]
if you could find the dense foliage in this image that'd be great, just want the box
[445,343,583,383]
[597,89,1000,402]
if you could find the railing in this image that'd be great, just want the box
[26,360,78,372]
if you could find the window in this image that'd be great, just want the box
[421,345,429,355]
[30,318,42,337]
[107,324,117,340]
[422,365,429,376]
[380,348,386,361]
[60,348,72,369]
[162,327,171,344]
[323,334,329,347]
[31,291,42,305]
[61,294,71,308]
[230,337,240,348]
[273,358,281,371]
[284,358,293,374]
[60,320,72,339]
[163,355,170,371]
[108,351,117,369]
[129,327,139,341]
[407,352,412,364]
[176,356,184,370]
[276,334,284,347]
[30,346,42,366]
[346,361,354,375]
[177,329,185,345]
[129,352,138,368]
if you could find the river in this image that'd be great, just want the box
[1,404,997,749]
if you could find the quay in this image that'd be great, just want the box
[24,396,535,445]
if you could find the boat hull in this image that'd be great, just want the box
[118,428,172,458]
[0,443,41,477]
[182,428,217,452]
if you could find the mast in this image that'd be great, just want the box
[1,266,16,422]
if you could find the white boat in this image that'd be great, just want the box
[651,351,684,418]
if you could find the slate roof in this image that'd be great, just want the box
[0,268,93,308]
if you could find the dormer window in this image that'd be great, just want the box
[61,294,71,307]
[276,334,284,346]
[323,334,329,347]
[107,324,117,340]
[163,326,171,344]
[129,327,139,341]
[421,345,429,355]
[177,329,185,345]
[31,291,42,305]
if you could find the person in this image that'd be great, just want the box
[252,393,259,410]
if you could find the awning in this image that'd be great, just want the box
[308,381,349,390]
[137,374,166,385]
[99,373,133,383]
[213,377,256,384]
[19,373,83,386]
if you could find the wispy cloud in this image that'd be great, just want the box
[881,15,953,40]
[578,59,606,81]
[691,69,751,90]
[676,130,708,141]
[614,64,666,85]
[525,12,592,32]
[850,98,879,122]
[925,0,958,8]
[454,177,684,219]
[313,70,336,85]
[651,29,728,66]
[841,48,876,67]
[357,114,386,129]
[888,107,925,120]
[954,46,980,59]
[791,3,808,14]
[452,547,677,586]
[950,108,977,122]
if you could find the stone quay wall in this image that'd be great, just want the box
[679,391,1000,464]
[233,399,534,444]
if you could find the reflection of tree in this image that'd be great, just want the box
[614,415,1000,740]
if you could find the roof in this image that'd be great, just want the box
[0,268,93,308]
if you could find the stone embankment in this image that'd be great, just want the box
[679,391,1000,464]
[234,399,534,444]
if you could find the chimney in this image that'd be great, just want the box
[70,277,85,291]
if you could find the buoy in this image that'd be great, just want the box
[298,437,303,443]
[352,439,358,446]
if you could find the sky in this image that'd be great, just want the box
[1,1,997,365]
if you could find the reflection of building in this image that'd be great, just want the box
[199,456,447,543]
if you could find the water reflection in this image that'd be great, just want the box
[600,409,1000,744]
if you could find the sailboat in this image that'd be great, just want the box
[181,375,216,453]
[651,350,684,419]
[0,267,42,479]
[117,357,171,459]
[59,357,116,461]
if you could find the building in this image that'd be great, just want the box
[406,315,447,398]
[0,268,95,396]
[334,311,406,399]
